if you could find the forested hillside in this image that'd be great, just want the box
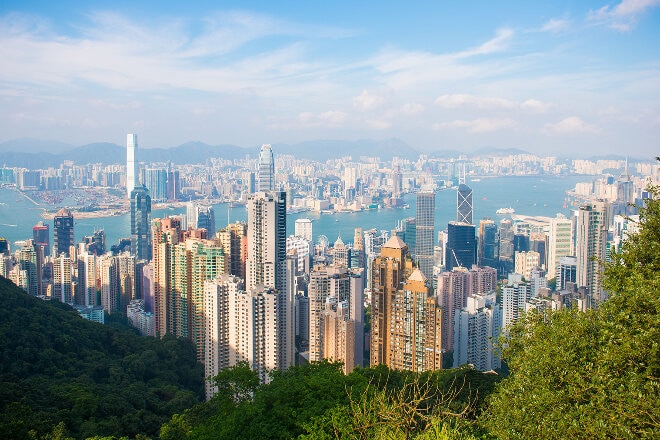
[0,276,204,439]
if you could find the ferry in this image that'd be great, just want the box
[496,207,515,215]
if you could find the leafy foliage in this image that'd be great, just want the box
[161,362,498,440]
[485,184,660,439]
[0,276,204,440]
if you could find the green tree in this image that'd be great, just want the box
[484,183,660,439]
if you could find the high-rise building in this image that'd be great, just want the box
[477,218,498,269]
[498,218,514,276]
[194,204,216,236]
[558,255,577,291]
[295,218,313,242]
[126,134,138,199]
[257,144,275,192]
[457,184,473,225]
[445,222,476,272]
[246,189,293,370]
[502,273,531,329]
[415,191,435,281]
[204,274,243,398]
[131,185,152,261]
[321,298,356,374]
[453,292,502,371]
[438,265,497,353]
[53,208,74,257]
[235,286,282,383]
[52,254,73,303]
[32,221,50,257]
[152,217,183,337]
[371,236,442,371]
[514,251,541,279]
[246,191,287,292]
[217,222,247,280]
[143,168,168,202]
[308,265,364,369]
[575,201,609,304]
[83,229,106,255]
[99,254,120,314]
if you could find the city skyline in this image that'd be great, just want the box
[0,1,658,157]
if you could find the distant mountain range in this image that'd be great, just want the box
[0,137,645,168]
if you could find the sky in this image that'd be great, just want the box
[1,0,659,157]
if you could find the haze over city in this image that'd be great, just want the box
[1,0,659,158]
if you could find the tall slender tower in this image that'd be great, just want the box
[257,144,275,191]
[130,185,152,261]
[415,190,435,282]
[126,133,138,199]
[457,184,473,225]
[575,200,609,304]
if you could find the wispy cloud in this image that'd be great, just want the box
[433,118,518,133]
[434,94,550,113]
[539,18,570,33]
[588,0,660,31]
[353,90,387,111]
[298,110,347,127]
[543,116,600,134]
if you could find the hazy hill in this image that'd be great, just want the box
[0,276,204,440]
[0,138,424,167]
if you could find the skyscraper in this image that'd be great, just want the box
[143,168,168,202]
[445,222,476,272]
[457,184,473,225]
[32,221,50,257]
[415,190,435,282]
[371,236,442,371]
[126,133,138,199]
[498,218,514,276]
[131,185,152,261]
[257,144,275,192]
[453,292,502,371]
[575,200,609,304]
[295,218,313,242]
[246,190,293,370]
[53,208,74,257]
[558,255,577,291]
[477,218,498,269]
[548,214,574,279]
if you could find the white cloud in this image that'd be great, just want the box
[539,18,569,33]
[401,102,424,115]
[588,0,660,30]
[298,110,347,127]
[365,119,391,130]
[433,118,518,133]
[520,99,550,113]
[457,28,514,58]
[544,117,600,134]
[353,90,387,111]
[434,94,516,109]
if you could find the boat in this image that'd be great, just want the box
[496,207,515,215]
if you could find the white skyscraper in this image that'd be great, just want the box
[294,218,313,242]
[502,273,530,330]
[126,134,138,199]
[453,292,502,371]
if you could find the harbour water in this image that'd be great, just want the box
[0,175,587,249]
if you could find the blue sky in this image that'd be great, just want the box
[1,0,658,157]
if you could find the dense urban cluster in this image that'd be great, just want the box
[0,135,658,405]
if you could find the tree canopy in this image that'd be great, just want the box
[484,183,660,439]
[0,276,204,440]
